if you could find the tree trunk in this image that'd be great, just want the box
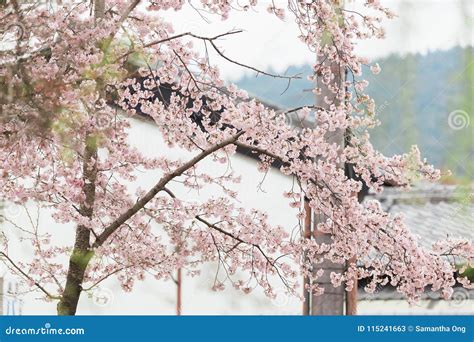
[57,137,97,315]
[57,0,103,316]
[57,246,94,315]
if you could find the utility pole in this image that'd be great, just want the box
[302,51,346,316]
[345,256,357,315]
[307,1,348,316]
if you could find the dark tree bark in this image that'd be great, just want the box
[57,0,104,315]
[57,137,97,315]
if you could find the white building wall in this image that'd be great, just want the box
[1,117,302,315]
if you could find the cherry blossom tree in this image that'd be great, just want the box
[0,0,472,315]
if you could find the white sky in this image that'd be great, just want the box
[160,0,474,80]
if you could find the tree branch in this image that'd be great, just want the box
[116,29,300,80]
[117,0,142,26]
[0,252,61,300]
[92,132,244,248]
[195,216,294,291]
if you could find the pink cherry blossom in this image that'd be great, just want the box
[0,0,471,315]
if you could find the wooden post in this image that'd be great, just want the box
[311,64,346,314]
[342,59,358,316]
[311,225,346,315]
[311,3,346,315]
[345,256,357,315]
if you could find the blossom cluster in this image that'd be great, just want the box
[0,0,471,307]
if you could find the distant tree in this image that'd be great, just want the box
[0,0,472,315]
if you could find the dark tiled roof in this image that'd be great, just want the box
[359,184,473,302]
[366,184,473,249]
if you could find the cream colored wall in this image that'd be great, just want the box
[1,117,302,315]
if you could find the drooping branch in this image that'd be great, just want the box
[161,186,292,288]
[194,215,295,292]
[0,252,61,300]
